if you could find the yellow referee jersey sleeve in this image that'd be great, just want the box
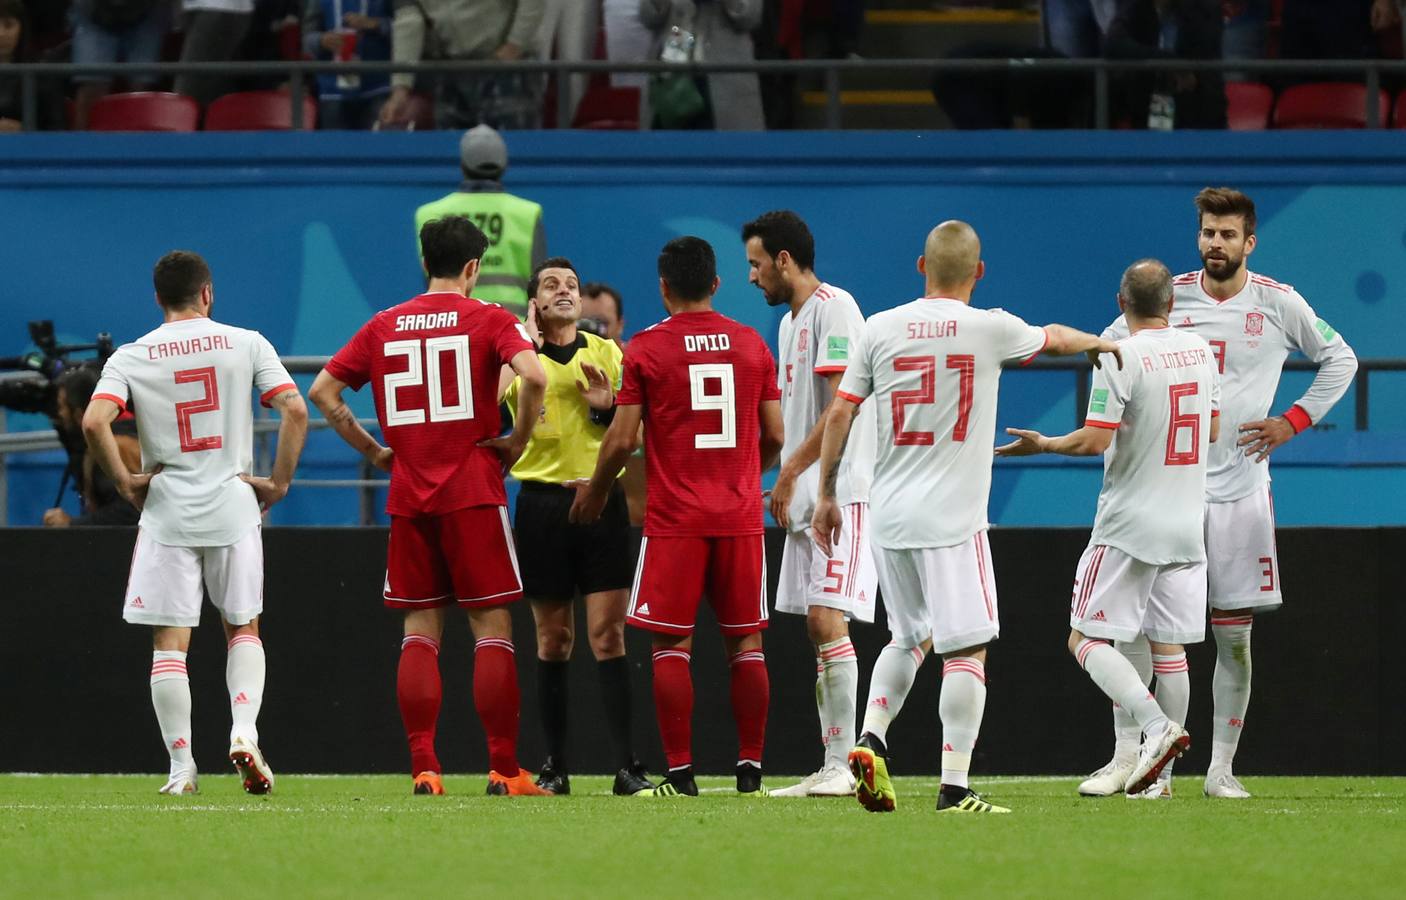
[504,332,624,484]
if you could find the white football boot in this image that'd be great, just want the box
[158,764,198,795]
[1203,767,1251,799]
[1078,756,1137,797]
[1125,722,1190,795]
[229,736,275,795]
[770,764,857,797]
[1129,771,1173,800]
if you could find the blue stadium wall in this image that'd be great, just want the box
[2,131,1404,526]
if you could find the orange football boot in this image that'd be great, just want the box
[412,772,445,795]
[487,768,554,796]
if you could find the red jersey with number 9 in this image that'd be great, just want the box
[616,309,781,537]
[326,292,534,516]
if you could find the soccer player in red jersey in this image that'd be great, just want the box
[309,216,550,796]
[571,236,785,796]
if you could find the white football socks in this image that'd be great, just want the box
[150,651,193,773]
[1111,634,1152,761]
[1211,615,1253,771]
[226,633,266,745]
[816,637,859,769]
[1151,651,1190,776]
[1075,639,1168,738]
[860,642,925,746]
[938,657,987,790]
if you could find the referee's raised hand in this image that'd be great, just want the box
[576,363,614,410]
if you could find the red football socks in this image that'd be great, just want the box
[730,650,769,767]
[474,638,521,775]
[652,648,694,770]
[398,635,442,775]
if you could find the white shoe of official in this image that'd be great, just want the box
[1124,722,1190,795]
[1203,767,1251,799]
[1077,756,1136,797]
[229,736,275,795]
[769,764,856,797]
[158,765,198,795]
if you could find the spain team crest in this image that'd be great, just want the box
[1245,311,1265,336]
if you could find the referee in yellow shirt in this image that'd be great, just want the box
[502,257,655,797]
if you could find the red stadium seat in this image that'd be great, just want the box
[1394,91,1406,128]
[572,86,641,130]
[1225,82,1273,131]
[204,90,317,131]
[1272,82,1389,129]
[88,92,199,132]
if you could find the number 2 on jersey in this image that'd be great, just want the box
[383,336,473,426]
[174,366,223,453]
[891,355,974,445]
[689,363,736,449]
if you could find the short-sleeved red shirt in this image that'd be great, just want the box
[616,309,781,537]
[326,292,533,517]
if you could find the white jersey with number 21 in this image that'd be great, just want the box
[837,297,1047,550]
[94,317,296,547]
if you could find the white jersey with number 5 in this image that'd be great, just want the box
[1086,327,1220,565]
[93,317,295,547]
[1102,270,1357,503]
[837,297,1047,550]
[776,282,875,531]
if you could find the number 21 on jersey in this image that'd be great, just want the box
[891,355,974,445]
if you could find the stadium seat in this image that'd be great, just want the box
[572,86,641,130]
[1394,91,1406,128]
[204,90,317,131]
[1225,82,1273,131]
[1272,83,1389,129]
[88,92,199,132]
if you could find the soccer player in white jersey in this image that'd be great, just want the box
[741,210,878,797]
[813,220,1121,814]
[83,251,309,795]
[1082,188,1358,800]
[998,259,1220,798]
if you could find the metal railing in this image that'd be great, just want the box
[2,355,1402,525]
[10,57,1406,131]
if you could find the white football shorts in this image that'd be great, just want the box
[873,530,999,654]
[122,526,264,628]
[1205,486,1282,612]
[1069,543,1206,645]
[776,503,877,623]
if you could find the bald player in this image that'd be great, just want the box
[815,221,1121,814]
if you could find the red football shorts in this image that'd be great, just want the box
[627,534,768,635]
[383,505,523,609]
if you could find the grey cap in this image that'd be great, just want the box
[459,125,507,178]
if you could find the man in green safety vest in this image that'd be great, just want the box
[414,125,545,321]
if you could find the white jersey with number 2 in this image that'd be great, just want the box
[837,297,1047,550]
[1085,327,1220,565]
[93,317,296,547]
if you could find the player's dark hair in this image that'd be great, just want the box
[657,236,717,302]
[1195,187,1256,237]
[741,210,816,271]
[420,215,490,279]
[153,251,212,310]
[55,364,101,417]
[582,282,623,322]
[527,257,577,298]
[1120,258,1174,319]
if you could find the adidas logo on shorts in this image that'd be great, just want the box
[129,596,144,609]
[637,603,651,615]
[1091,610,1107,622]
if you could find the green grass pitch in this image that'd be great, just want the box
[2,774,1402,898]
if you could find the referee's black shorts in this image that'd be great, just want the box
[514,481,632,601]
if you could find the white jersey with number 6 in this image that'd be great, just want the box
[1102,270,1356,503]
[837,297,1047,550]
[93,317,295,547]
[1085,327,1220,565]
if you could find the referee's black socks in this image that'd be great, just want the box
[537,659,570,767]
[597,655,635,771]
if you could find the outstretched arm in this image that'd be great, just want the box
[995,424,1115,458]
[1042,324,1124,370]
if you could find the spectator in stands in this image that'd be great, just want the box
[639,0,764,130]
[1372,0,1406,55]
[0,0,65,131]
[303,0,393,128]
[1222,0,1270,63]
[1042,0,1116,58]
[174,0,256,106]
[43,366,141,527]
[71,0,172,129]
[1104,0,1226,129]
[535,0,594,125]
[379,0,544,131]
[603,0,651,124]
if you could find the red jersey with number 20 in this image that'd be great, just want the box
[325,292,534,517]
[616,310,781,538]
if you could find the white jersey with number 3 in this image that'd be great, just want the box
[837,297,1047,550]
[1103,270,1357,503]
[1086,327,1219,565]
[776,282,875,531]
[93,317,296,547]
